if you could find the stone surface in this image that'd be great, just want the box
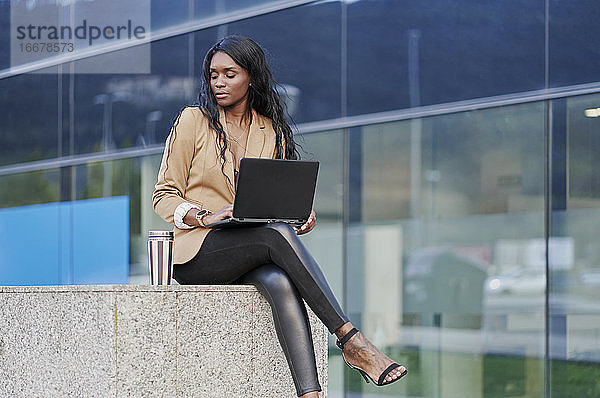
[1,292,68,397]
[0,285,328,397]
[59,291,116,398]
[177,290,255,397]
[116,290,177,398]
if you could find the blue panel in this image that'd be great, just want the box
[0,196,129,286]
[0,202,61,285]
[58,203,73,283]
[72,196,129,284]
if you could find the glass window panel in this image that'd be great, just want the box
[7,1,152,74]
[0,169,60,286]
[74,158,137,280]
[73,156,171,284]
[362,103,545,222]
[0,169,60,208]
[138,153,172,283]
[299,129,346,396]
[298,129,345,305]
[549,1,600,87]
[347,0,545,115]
[73,34,193,154]
[350,102,545,397]
[151,1,311,32]
[565,94,600,205]
[226,1,342,122]
[151,0,202,31]
[0,74,58,166]
[0,2,9,70]
[549,93,600,396]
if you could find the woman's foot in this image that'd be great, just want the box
[335,322,406,385]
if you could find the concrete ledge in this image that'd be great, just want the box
[0,285,328,397]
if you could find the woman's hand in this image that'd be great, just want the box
[295,210,316,235]
[202,204,234,226]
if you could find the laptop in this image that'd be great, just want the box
[206,158,319,228]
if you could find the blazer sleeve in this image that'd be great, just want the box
[152,107,199,224]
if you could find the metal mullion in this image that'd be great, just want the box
[4,83,600,177]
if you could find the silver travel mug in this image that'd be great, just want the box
[148,230,174,285]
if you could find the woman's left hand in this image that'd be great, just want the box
[296,210,316,235]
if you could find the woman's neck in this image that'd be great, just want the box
[224,103,251,129]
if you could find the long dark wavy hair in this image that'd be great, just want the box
[198,35,299,177]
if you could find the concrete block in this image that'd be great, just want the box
[177,288,255,397]
[59,291,116,398]
[0,285,328,397]
[116,290,177,398]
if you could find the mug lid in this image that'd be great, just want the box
[148,230,174,238]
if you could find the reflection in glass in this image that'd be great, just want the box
[69,156,171,283]
[228,1,342,123]
[549,94,600,397]
[347,0,545,115]
[0,169,60,208]
[349,102,545,397]
[74,36,194,154]
[151,0,308,32]
[299,130,346,396]
[549,1,600,87]
[0,74,58,166]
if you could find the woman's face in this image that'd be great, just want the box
[209,51,251,109]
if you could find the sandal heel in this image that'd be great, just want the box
[337,327,407,386]
[358,369,370,384]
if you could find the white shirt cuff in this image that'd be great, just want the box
[174,202,201,229]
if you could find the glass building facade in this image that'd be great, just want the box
[1,0,600,396]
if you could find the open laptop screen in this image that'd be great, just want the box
[233,158,319,222]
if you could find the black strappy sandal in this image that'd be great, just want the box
[336,327,408,386]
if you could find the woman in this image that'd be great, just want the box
[153,35,407,397]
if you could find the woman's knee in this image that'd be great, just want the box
[247,264,298,301]
[264,222,298,242]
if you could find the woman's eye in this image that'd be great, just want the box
[226,74,235,78]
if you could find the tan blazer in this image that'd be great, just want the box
[152,106,279,264]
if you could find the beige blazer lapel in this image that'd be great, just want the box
[245,109,267,158]
[249,110,278,159]
[218,107,236,193]
[218,107,278,193]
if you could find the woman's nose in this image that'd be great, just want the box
[215,77,226,87]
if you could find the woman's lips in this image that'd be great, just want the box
[215,92,228,99]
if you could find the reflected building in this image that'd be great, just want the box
[1,1,600,397]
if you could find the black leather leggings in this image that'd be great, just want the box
[173,223,349,397]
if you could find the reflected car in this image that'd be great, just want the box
[484,268,545,296]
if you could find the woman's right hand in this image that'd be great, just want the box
[203,204,233,226]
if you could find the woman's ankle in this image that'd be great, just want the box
[299,391,319,398]
[334,322,354,340]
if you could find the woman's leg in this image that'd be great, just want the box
[239,263,321,397]
[174,223,348,333]
[173,223,405,386]
[245,225,407,386]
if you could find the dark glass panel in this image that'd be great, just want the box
[73,34,192,154]
[348,0,545,115]
[226,1,342,122]
[549,0,600,87]
[0,74,58,166]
